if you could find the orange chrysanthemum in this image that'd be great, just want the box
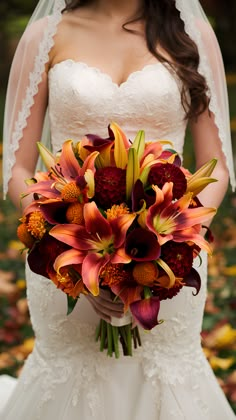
[132,262,159,286]
[66,202,84,224]
[55,268,86,299]
[17,223,35,249]
[100,263,129,287]
[27,211,46,239]
[61,182,82,202]
[105,204,129,220]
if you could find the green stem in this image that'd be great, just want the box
[95,320,101,342]
[143,286,152,299]
[112,326,120,359]
[125,324,132,356]
[100,319,106,352]
[107,322,113,357]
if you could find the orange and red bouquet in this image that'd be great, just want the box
[17,123,217,357]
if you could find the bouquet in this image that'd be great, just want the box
[17,123,217,357]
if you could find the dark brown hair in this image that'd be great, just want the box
[64,0,209,119]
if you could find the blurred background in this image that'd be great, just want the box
[0,0,235,413]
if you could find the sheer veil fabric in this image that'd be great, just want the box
[2,0,236,198]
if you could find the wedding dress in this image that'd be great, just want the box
[0,59,235,420]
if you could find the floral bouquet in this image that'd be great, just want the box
[17,123,217,358]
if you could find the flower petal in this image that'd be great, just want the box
[50,224,91,250]
[111,283,143,311]
[125,228,161,261]
[111,247,132,264]
[80,151,99,175]
[37,142,55,171]
[82,253,110,295]
[40,200,69,224]
[130,297,160,330]
[26,181,60,198]
[110,213,136,249]
[54,249,85,273]
[111,122,129,169]
[183,267,201,295]
[84,202,112,238]
[59,140,82,179]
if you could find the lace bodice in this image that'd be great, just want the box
[48,59,187,153]
[21,63,212,417]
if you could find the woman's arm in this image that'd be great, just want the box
[190,109,229,225]
[4,18,49,210]
[8,74,48,210]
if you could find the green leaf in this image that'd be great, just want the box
[67,295,78,315]
[131,130,145,161]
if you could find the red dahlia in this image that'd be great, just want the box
[94,166,126,208]
[153,283,183,301]
[148,163,187,199]
[160,241,193,278]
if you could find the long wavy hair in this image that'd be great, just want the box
[63,0,209,119]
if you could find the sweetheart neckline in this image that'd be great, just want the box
[48,59,173,89]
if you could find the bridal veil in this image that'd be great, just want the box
[2,0,235,198]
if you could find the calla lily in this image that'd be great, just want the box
[132,179,155,212]
[27,234,70,279]
[146,182,216,253]
[50,201,136,295]
[183,267,201,296]
[125,227,161,261]
[130,295,161,330]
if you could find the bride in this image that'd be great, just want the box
[1,0,235,418]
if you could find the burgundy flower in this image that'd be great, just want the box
[125,228,161,261]
[160,241,193,277]
[148,163,187,199]
[153,283,183,301]
[94,166,126,208]
[132,179,155,211]
[28,234,70,279]
[130,296,160,330]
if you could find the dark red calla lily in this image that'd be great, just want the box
[125,227,161,261]
[183,267,201,296]
[27,235,70,278]
[132,179,155,211]
[40,200,70,224]
[130,296,160,330]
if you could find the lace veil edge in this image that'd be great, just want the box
[2,0,235,199]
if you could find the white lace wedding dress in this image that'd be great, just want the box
[0,60,235,419]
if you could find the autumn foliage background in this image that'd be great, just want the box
[0,0,235,413]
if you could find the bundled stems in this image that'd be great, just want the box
[95,319,141,358]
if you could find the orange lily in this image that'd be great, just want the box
[146,182,216,253]
[50,202,136,296]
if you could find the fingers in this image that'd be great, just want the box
[85,291,124,323]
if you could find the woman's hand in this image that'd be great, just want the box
[85,289,124,322]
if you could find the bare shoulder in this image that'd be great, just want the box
[48,8,93,67]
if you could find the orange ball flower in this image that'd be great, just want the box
[17,223,35,249]
[27,211,46,240]
[61,182,82,202]
[132,262,159,286]
[66,203,84,224]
